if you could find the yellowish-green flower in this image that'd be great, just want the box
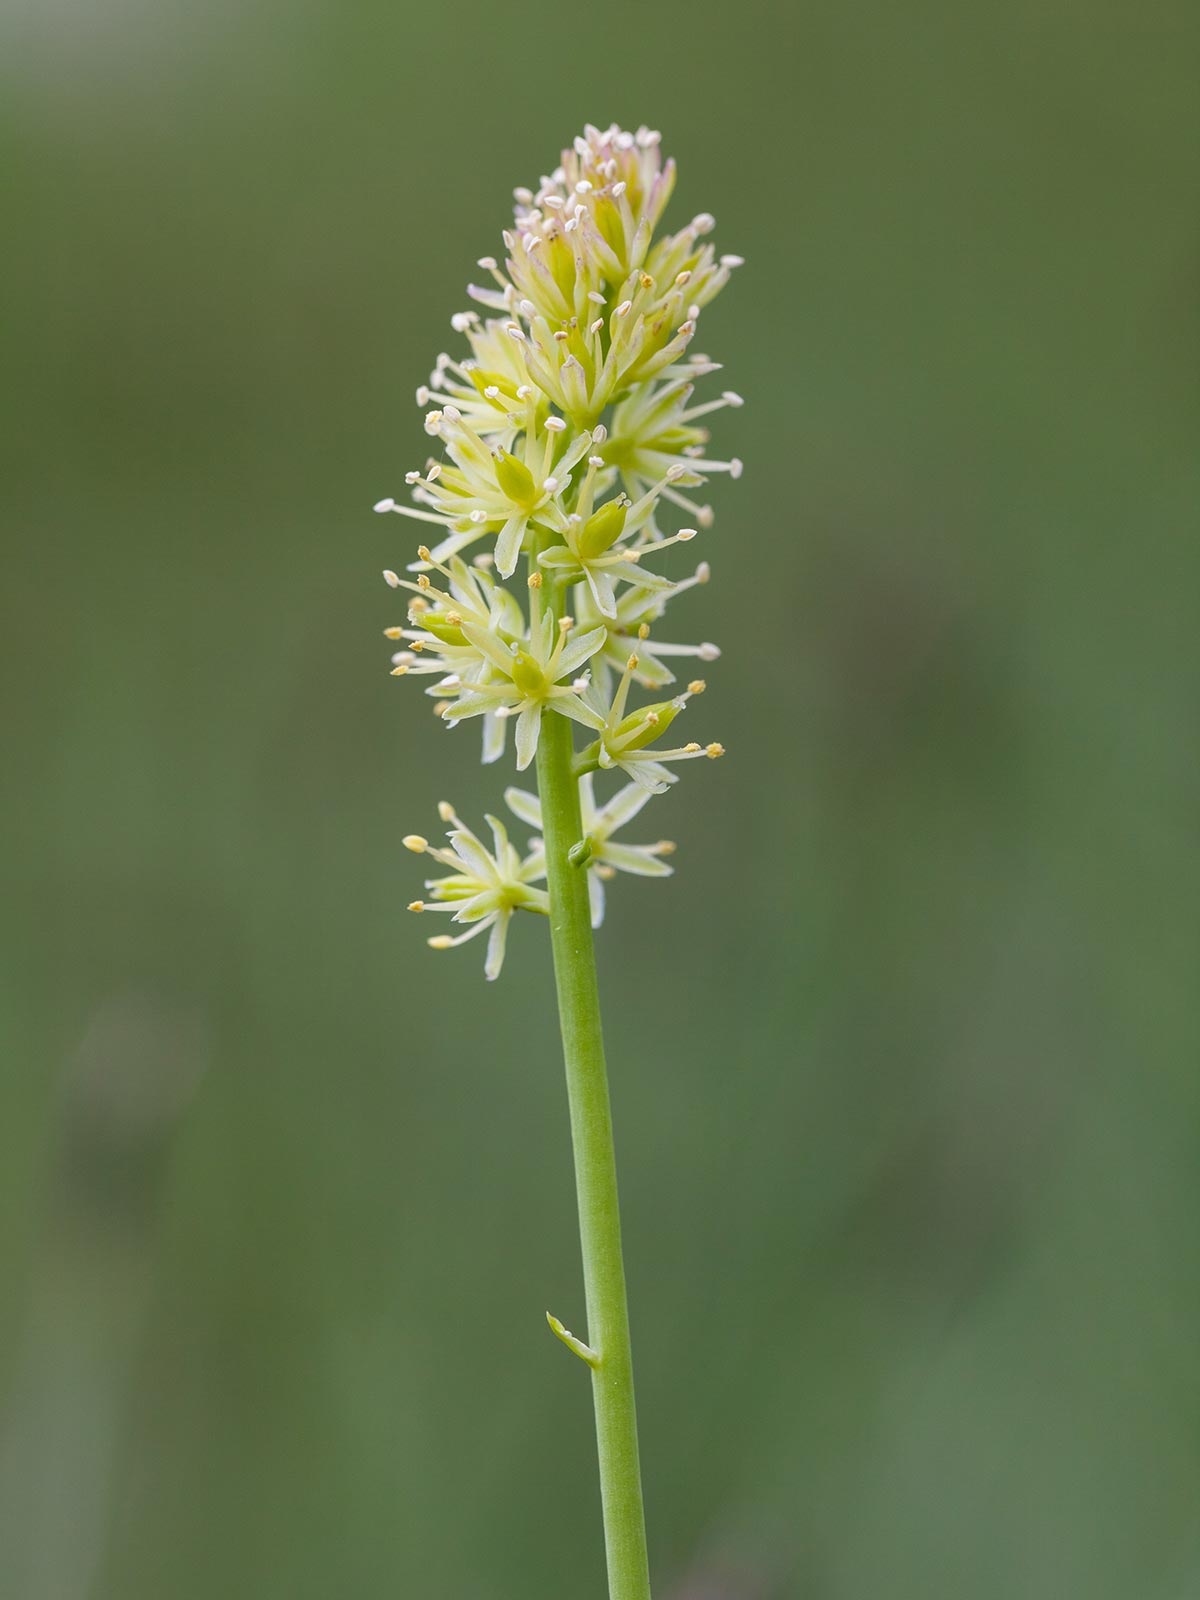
[439,608,607,770]
[576,655,723,793]
[403,804,548,980]
[505,774,675,928]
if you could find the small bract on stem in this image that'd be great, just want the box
[374,122,742,1600]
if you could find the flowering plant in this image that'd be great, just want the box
[375,123,741,1599]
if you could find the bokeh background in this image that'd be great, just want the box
[4,1,1197,1595]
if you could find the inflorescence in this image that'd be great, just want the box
[379,123,742,977]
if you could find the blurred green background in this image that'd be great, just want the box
[3,1,1197,1595]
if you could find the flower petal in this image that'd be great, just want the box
[494,512,529,578]
[515,704,542,770]
[600,842,674,878]
[460,622,516,675]
[599,781,657,830]
[587,869,606,929]
[556,625,608,680]
[504,786,544,829]
[484,910,510,981]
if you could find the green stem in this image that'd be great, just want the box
[535,708,652,1600]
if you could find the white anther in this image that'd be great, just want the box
[722,390,744,406]
[720,254,745,268]
[544,416,566,433]
[374,498,396,514]
[383,569,401,586]
[476,256,497,270]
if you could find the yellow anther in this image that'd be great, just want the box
[637,624,650,639]
[384,627,404,639]
[437,801,456,822]
[403,835,428,852]
[407,900,425,913]
[654,840,677,855]
[644,711,660,726]
[410,640,424,652]
[626,654,639,671]
[687,679,706,695]
[559,615,574,631]
[409,596,429,613]
[445,610,463,626]
[639,273,654,289]
[432,700,450,716]
[417,573,431,590]
[595,864,617,880]
[684,742,701,753]
[417,544,432,562]
[706,742,725,758]
[427,936,454,950]
[390,665,408,676]
[528,570,543,589]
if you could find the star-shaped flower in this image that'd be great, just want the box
[505,774,676,927]
[403,804,548,980]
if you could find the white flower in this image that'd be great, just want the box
[403,804,548,980]
[604,374,744,518]
[505,774,675,928]
[376,409,594,576]
[535,449,702,619]
[575,560,720,694]
[439,609,607,770]
[383,549,526,763]
[577,654,723,793]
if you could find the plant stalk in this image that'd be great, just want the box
[535,708,652,1600]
